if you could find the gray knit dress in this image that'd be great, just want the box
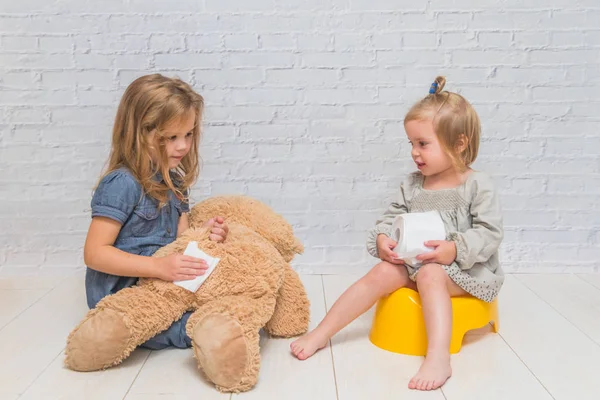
[366,171,504,302]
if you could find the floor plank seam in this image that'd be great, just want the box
[122,349,152,400]
[0,288,53,333]
[19,346,67,398]
[513,275,600,348]
[321,275,340,400]
[574,274,600,291]
[496,332,556,400]
[0,285,58,332]
[440,385,448,399]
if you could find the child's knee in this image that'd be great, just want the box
[370,261,395,279]
[368,261,409,292]
[415,263,446,287]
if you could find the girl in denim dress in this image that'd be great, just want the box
[84,74,228,350]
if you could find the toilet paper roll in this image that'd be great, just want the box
[390,211,446,266]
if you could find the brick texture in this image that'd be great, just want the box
[1,1,598,274]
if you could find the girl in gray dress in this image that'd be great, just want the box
[291,76,504,392]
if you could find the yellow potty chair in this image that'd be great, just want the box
[369,288,498,356]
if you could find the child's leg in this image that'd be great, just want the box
[85,269,193,350]
[409,263,467,391]
[140,311,193,350]
[291,261,415,360]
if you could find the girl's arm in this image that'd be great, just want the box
[84,217,207,281]
[86,171,207,281]
[448,175,504,270]
[177,212,190,237]
[366,177,412,258]
[84,217,161,278]
[178,212,229,242]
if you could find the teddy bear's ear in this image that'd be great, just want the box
[292,237,304,255]
[189,196,304,262]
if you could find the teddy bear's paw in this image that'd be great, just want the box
[65,309,131,371]
[192,314,249,390]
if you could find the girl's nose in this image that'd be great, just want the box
[176,138,187,151]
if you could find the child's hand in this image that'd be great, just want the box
[155,254,208,281]
[376,234,404,265]
[205,216,229,243]
[416,240,456,266]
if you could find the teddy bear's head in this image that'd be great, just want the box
[188,196,303,262]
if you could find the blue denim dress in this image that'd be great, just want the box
[85,167,192,349]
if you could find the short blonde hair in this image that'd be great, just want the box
[404,76,480,171]
[101,74,204,206]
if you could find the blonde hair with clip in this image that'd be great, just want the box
[100,74,204,207]
[404,76,480,171]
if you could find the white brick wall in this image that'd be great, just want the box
[1,0,599,275]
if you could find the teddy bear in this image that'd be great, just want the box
[64,195,310,392]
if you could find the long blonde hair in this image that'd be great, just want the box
[404,76,480,171]
[101,74,204,206]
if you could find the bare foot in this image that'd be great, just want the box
[408,353,452,391]
[290,329,328,360]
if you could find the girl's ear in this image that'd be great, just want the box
[146,130,161,164]
[456,134,468,153]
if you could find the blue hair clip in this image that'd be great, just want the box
[429,82,438,94]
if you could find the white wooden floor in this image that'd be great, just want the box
[1,271,600,400]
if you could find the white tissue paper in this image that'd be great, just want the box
[173,241,220,293]
[390,211,446,267]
